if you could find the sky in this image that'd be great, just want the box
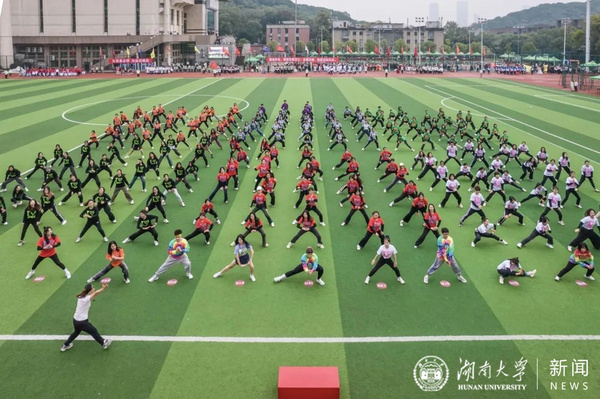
[298,0,585,25]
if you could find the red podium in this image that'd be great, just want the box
[278,366,340,399]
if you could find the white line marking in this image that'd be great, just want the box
[424,84,600,159]
[2,334,600,343]
[532,94,600,112]
[439,96,510,120]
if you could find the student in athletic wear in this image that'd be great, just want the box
[458,186,486,227]
[540,186,564,225]
[497,196,524,226]
[471,218,508,247]
[148,229,193,282]
[39,167,63,192]
[274,246,325,286]
[25,226,70,280]
[213,234,256,282]
[51,144,64,167]
[400,192,428,227]
[365,235,403,284]
[341,193,369,226]
[383,162,409,193]
[439,174,462,208]
[208,167,230,203]
[389,180,418,207]
[110,169,134,205]
[562,171,581,208]
[423,228,468,284]
[144,186,168,222]
[1,165,27,192]
[540,159,558,188]
[60,282,112,352]
[76,200,108,243]
[88,241,130,284]
[521,183,547,207]
[18,199,42,246]
[25,152,47,180]
[517,216,553,249]
[414,204,441,248]
[122,210,159,246]
[40,186,66,225]
[555,243,595,282]
[579,160,598,192]
[57,152,76,180]
[287,211,324,249]
[235,212,268,248]
[184,212,213,245]
[497,258,536,284]
[197,199,220,225]
[128,159,148,192]
[93,187,116,223]
[567,209,600,251]
[470,167,489,191]
[107,142,128,167]
[78,141,92,168]
[357,211,385,251]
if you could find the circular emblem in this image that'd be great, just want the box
[100,278,111,284]
[440,280,451,287]
[304,280,314,287]
[508,280,520,287]
[166,279,178,286]
[235,280,245,287]
[414,356,449,392]
[376,282,387,290]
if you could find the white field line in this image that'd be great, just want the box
[440,96,511,120]
[1,334,600,344]
[533,94,600,112]
[424,84,600,161]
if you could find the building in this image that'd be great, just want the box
[429,3,439,21]
[457,1,468,27]
[265,21,310,52]
[332,20,444,54]
[0,0,228,69]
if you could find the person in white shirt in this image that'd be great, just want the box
[540,159,558,188]
[540,186,564,225]
[567,209,600,251]
[60,283,112,352]
[562,171,581,208]
[365,235,403,284]
[459,185,486,226]
[520,183,547,207]
[471,218,508,247]
[497,196,524,226]
[485,172,506,204]
[497,257,536,284]
[579,160,599,192]
[470,167,489,191]
[439,174,462,208]
[517,216,554,249]
[430,161,448,191]
[456,163,473,181]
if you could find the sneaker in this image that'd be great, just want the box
[216,219,221,225]
[364,276,370,284]
[555,276,560,282]
[58,202,63,206]
[397,276,405,284]
[414,245,418,249]
[558,220,565,226]
[356,245,361,250]
[471,242,475,247]
[546,243,554,249]
[499,275,505,284]
[75,237,81,243]
[438,204,442,208]
[399,220,404,227]
[286,242,292,249]
[129,200,135,205]
[320,222,326,226]
[274,275,284,283]
[389,202,394,207]
[339,202,343,207]
[164,219,169,224]
[457,275,468,283]
[124,278,130,284]
[230,241,235,247]
[213,272,222,279]
[25,270,35,280]
[459,204,464,208]
[186,272,194,280]
[103,339,112,349]
[148,275,158,283]
[249,274,256,282]
[64,269,71,279]
[528,269,537,278]
[122,238,131,244]
[423,275,429,284]
[517,243,522,248]
[103,237,108,242]
[180,202,185,207]
[576,204,582,208]
[265,243,269,247]
[241,221,245,225]
[317,243,325,249]
[584,275,595,281]
[154,240,159,246]
[60,343,73,352]
[17,240,24,247]
[501,240,508,245]
[189,189,194,193]
[270,222,275,227]
[316,279,325,286]
[61,220,67,226]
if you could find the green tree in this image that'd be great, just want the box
[422,41,437,52]
[504,44,512,55]
[364,39,377,53]
[294,40,306,54]
[347,40,359,53]
[237,38,249,46]
[393,39,407,53]
[318,41,330,53]
[306,42,315,52]
[521,41,537,54]
[267,40,279,53]
[310,10,332,45]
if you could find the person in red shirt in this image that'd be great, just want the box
[261,172,277,207]
[25,226,71,280]
[243,187,274,226]
[236,148,250,168]
[338,174,363,205]
[389,180,418,207]
[187,117,199,140]
[332,149,353,170]
[295,187,325,226]
[294,177,314,209]
[299,162,319,192]
[377,159,399,183]
[309,156,324,180]
[185,212,214,245]
[297,145,313,168]
[357,211,385,250]
[234,212,267,247]
[253,159,271,191]
[287,211,324,249]
[259,138,270,155]
[414,204,442,248]
[335,157,360,181]
[209,128,223,150]
[375,147,393,169]
[268,144,280,168]
[208,167,230,203]
[198,198,220,224]
[226,156,240,190]
[383,163,409,193]
[341,193,369,226]
[400,192,428,226]
[87,241,130,284]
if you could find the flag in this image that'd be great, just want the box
[413,46,418,58]
[276,45,284,52]
[126,48,130,57]
[222,46,230,56]
[194,46,200,54]
[305,45,309,55]
[150,49,156,59]
[428,46,431,54]
[210,61,218,69]
[332,44,336,53]
[483,47,486,57]
[456,45,460,54]
[290,46,295,56]
[469,44,472,56]
[346,45,353,54]
[401,46,404,55]
[99,48,103,57]
[317,46,321,55]
[235,47,240,56]
[263,45,270,53]
[386,46,390,58]
[374,46,381,55]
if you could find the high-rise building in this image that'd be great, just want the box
[457,1,468,27]
[429,3,439,21]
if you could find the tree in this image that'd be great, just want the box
[311,10,332,45]
[294,40,306,54]
[306,42,315,52]
[347,40,359,53]
[422,41,437,52]
[267,40,279,53]
[379,39,389,52]
[504,44,512,55]
[318,41,329,54]
[521,41,537,54]
[393,39,407,53]
[364,39,377,53]
[237,38,249,46]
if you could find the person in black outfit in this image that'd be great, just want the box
[10,185,31,208]
[18,199,43,246]
[57,152,77,180]
[59,174,84,206]
[107,142,128,167]
[78,141,92,168]
[122,210,159,245]
[25,152,48,180]
[51,144,64,167]
[39,167,63,192]
[1,165,28,192]
[81,159,102,189]
[92,187,116,223]
[145,186,168,222]
[40,187,66,225]
[76,200,108,243]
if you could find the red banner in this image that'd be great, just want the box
[108,58,154,64]
[266,57,339,63]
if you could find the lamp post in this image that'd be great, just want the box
[513,26,524,58]
[561,18,570,65]
[478,17,486,75]
[331,14,337,56]
[319,26,323,56]
[415,17,424,65]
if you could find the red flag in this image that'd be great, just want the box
[318,46,321,55]
[235,47,240,56]
[456,45,460,54]
[346,45,353,54]
[210,61,218,69]
[401,46,404,55]
[276,45,284,52]
[413,46,418,58]
[222,46,230,56]
[290,46,295,56]
[374,46,381,55]
[386,46,391,58]
[332,44,336,53]
[469,44,472,56]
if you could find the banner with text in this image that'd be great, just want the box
[108,58,154,64]
[266,57,339,63]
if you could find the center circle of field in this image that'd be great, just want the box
[439,97,509,121]
[61,94,250,126]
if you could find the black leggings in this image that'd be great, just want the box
[31,254,66,270]
[80,219,106,238]
[91,262,130,281]
[64,319,105,346]
[128,227,158,241]
[285,263,324,279]
[21,221,42,241]
[368,257,400,278]
[290,228,323,245]
[557,261,594,278]
[415,228,440,247]
[242,228,267,247]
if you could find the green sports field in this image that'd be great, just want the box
[0,76,599,398]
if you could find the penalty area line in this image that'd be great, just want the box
[1,334,600,344]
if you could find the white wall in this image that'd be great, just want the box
[76,0,104,35]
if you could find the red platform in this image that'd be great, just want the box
[278,366,340,399]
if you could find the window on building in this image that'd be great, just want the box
[171,11,174,26]
[194,0,205,4]
[136,0,140,35]
[177,10,180,27]
[284,28,288,34]
[103,0,108,33]
[183,13,187,33]
[39,0,44,33]
[71,0,76,33]
[359,32,363,36]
